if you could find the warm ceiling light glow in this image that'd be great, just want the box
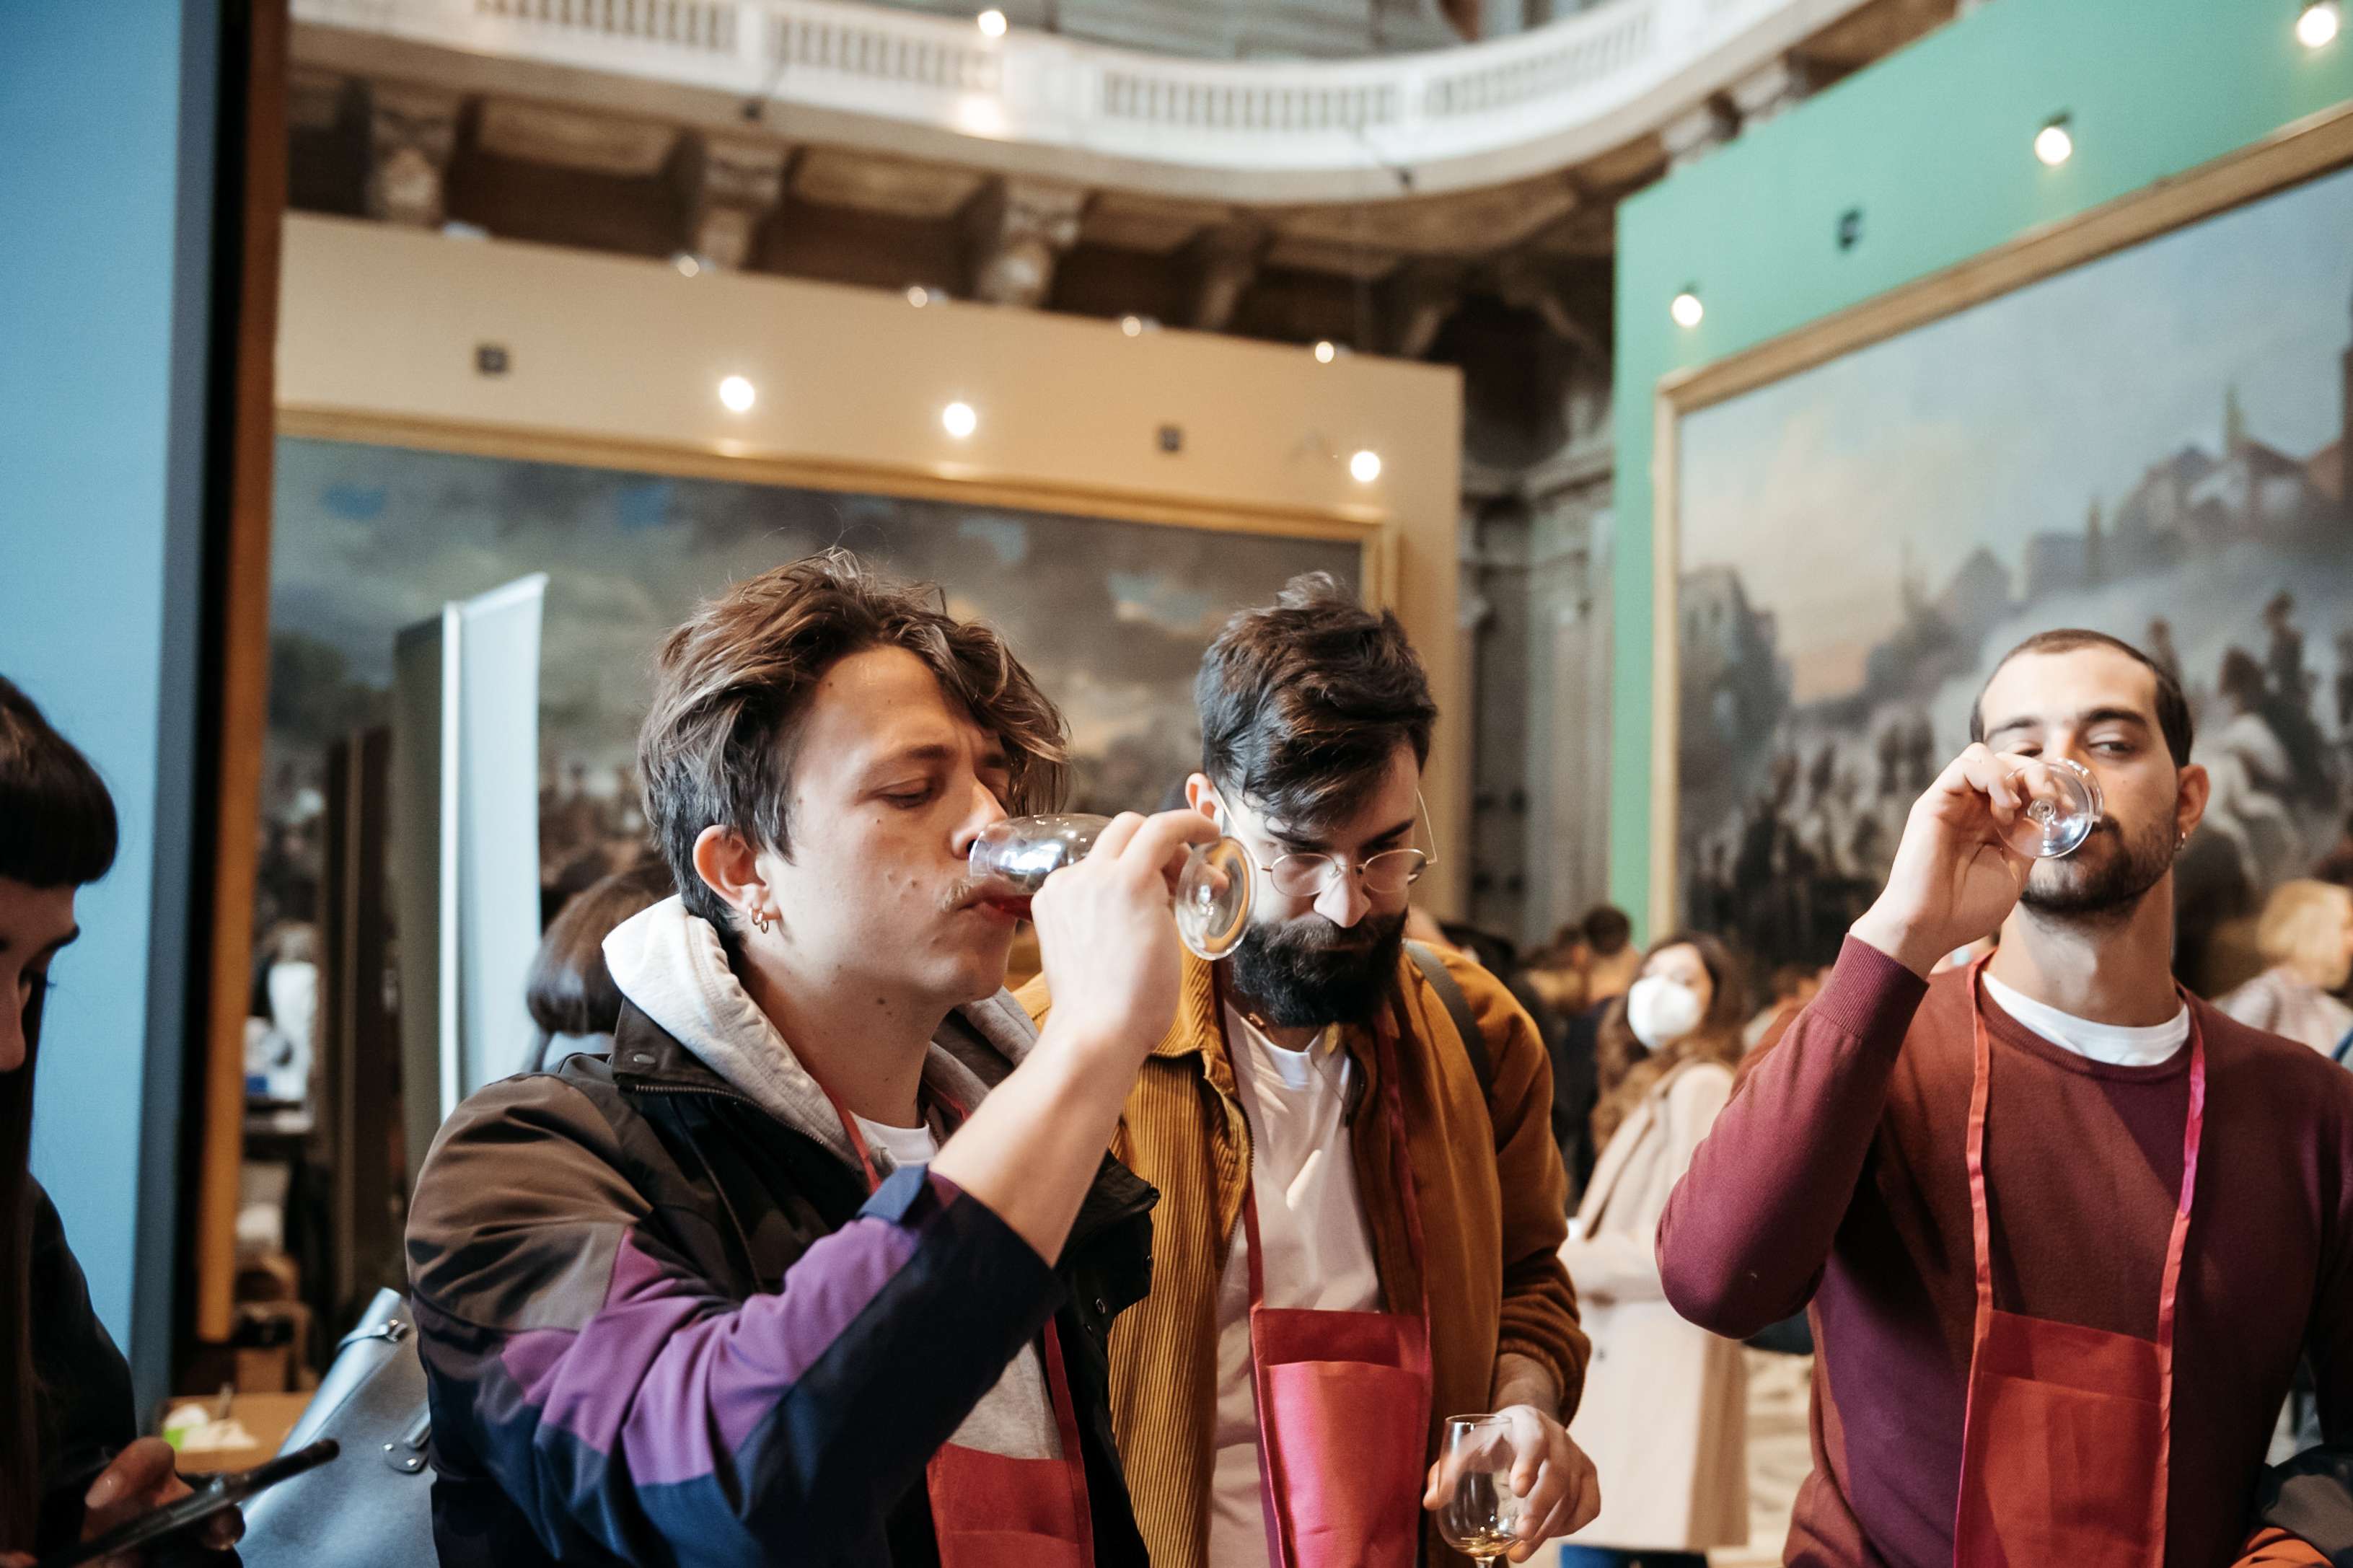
[2034,116,2074,166]
[907,285,931,307]
[1120,314,1143,337]
[977,8,1007,36]
[942,401,978,438]
[1348,449,1382,483]
[1314,340,1337,363]
[673,252,703,277]
[718,375,756,412]
[1670,290,1704,328]
[2300,1,2341,48]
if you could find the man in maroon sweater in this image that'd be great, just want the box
[1658,630,2353,1568]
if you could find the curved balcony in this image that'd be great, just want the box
[291,0,1868,201]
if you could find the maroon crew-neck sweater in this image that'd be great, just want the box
[1657,938,2353,1568]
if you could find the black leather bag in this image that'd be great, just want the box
[237,1290,435,1568]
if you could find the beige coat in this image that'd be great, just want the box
[1560,1058,1748,1553]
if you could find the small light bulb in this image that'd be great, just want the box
[1671,291,1704,328]
[2299,1,2340,48]
[1120,314,1143,337]
[1314,340,1337,364]
[673,252,702,278]
[907,285,931,307]
[2034,118,2073,166]
[943,401,978,439]
[1349,449,1382,483]
[977,8,1007,36]
[718,375,756,413]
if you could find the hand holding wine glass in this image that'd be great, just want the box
[1850,744,2069,978]
[1024,809,1221,1070]
[1427,1410,1599,1564]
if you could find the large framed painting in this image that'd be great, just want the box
[258,434,1378,927]
[1658,110,2353,992]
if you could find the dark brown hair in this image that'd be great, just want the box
[524,857,674,1067]
[1591,930,1747,1155]
[638,550,1068,938]
[1969,629,2194,767]
[0,677,120,1546]
[1580,904,1632,959]
[1195,573,1436,833]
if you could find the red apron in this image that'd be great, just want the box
[1222,989,1434,1568]
[827,1092,1098,1568]
[1951,958,2205,1568]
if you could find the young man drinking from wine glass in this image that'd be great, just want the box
[405,550,1215,1568]
[1021,574,1599,1568]
[1658,629,2353,1568]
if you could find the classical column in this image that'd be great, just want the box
[677,134,789,268]
[366,82,463,228]
[964,179,1086,308]
[1728,56,1814,128]
[1661,100,1736,172]
[1187,222,1265,333]
[1493,253,1601,360]
[1386,258,1467,360]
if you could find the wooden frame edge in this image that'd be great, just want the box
[274,406,1395,550]
[195,0,289,1352]
[1646,102,2353,925]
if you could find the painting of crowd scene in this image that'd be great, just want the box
[1676,162,2353,993]
[258,439,1360,937]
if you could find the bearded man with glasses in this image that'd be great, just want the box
[1021,574,1598,1568]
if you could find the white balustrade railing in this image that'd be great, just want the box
[295,0,1850,193]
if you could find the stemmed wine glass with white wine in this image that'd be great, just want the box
[967,814,1254,961]
[1435,1414,1528,1568]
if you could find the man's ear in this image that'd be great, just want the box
[1184,772,1223,826]
[692,824,769,925]
[2174,764,2211,842]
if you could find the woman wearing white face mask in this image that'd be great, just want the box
[1558,933,1749,1568]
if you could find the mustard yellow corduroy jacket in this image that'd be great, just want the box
[1018,943,1588,1568]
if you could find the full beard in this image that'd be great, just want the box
[2018,811,2176,920]
[1226,909,1409,1029]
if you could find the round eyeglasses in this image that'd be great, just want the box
[1209,785,1438,902]
[1257,846,1430,899]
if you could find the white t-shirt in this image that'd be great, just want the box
[1980,972,2190,1067]
[1207,1010,1384,1568]
[849,1111,1062,1461]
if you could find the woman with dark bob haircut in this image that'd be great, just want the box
[0,675,241,1563]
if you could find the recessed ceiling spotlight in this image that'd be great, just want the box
[1671,289,1704,328]
[977,8,1007,36]
[1314,340,1337,363]
[718,375,757,413]
[1120,314,1144,337]
[2034,114,2074,166]
[942,401,978,439]
[2299,1,2341,48]
[673,252,703,278]
[907,285,931,307]
[1349,449,1382,483]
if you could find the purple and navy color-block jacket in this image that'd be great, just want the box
[404,1000,1156,1568]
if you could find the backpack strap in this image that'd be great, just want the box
[1407,940,1492,1104]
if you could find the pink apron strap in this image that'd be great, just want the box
[1960,956,2205,1560]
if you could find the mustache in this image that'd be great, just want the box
[1267,920,1384,953]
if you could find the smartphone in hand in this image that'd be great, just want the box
[34,1439,338,1568]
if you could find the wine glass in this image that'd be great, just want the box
[1435,1414,1527,1567]
[1999,757,2104,859]
[967,814,1253,961]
